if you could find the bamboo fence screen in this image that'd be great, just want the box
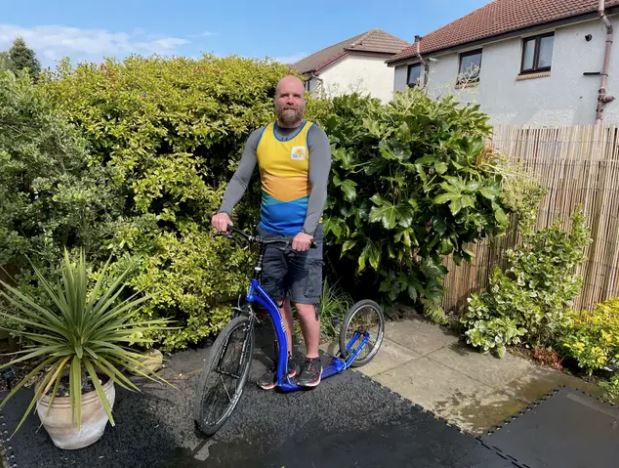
[442,124,619,313]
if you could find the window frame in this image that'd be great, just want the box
[520,32,554,74]
[457,48,483,85]
[406,63,422,87]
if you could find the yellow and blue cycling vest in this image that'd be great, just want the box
[256,121,313,235]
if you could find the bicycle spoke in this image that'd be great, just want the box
[219,374,233,403]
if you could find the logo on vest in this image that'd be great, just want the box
[290,146,306,160]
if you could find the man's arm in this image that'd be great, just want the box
[212,128,261,231]
[292,124,331,250]
[219,128,261,214]
[303,125,332,235]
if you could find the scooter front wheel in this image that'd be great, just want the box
[194,315,254,435]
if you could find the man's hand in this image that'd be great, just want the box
[212,212,232,233]
[292,232,313,252]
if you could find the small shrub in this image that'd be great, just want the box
[600,374,619,403]
[559,297,619,375]
[460,209,590,356]
[531,345,563,370]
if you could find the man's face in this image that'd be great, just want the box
[274,78,305,127]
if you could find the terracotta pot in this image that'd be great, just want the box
[36,379,115,450]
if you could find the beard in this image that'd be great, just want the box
[276,104,304,127]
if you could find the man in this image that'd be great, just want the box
[211,75,331,388]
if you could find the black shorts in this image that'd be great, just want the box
[258,224,323,307]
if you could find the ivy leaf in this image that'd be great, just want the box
[369,198,398,229]
[449,198,464,215]
[434,162,448,174]
[479,186,497,200]
[358,241,380,272]
[340,179,357,201]
[341,239,357,256]
[433,192,455,205]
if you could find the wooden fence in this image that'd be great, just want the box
[442,124,619,313]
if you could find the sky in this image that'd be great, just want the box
[0,0,490,68]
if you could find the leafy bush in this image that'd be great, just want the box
[460,209,590,357]
[0,70,118,270]
[41,56,292,349]
[600,374,619,403]
[311,89,510,321]
[559,297,619,375]
[3,57,289,349]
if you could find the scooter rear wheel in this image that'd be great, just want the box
[338,300,385,367]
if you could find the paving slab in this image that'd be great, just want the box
[427,343,536,389]
[372,356,483,413]
[356,338,420,377]
[385,317,459,356]
[371,353,531,434]
[432,386,530,434]
[501,364,605,403]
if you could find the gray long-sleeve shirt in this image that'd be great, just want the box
[219,121,331,235]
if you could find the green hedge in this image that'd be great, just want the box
[42,56,294,349]
[2,57,513,349]
[1,58,290,349]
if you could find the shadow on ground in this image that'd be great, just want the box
[0,324,513,468]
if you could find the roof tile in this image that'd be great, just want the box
[293,29,409,74]
[389,0,619,64]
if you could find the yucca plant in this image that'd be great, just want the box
[0,250,172,434]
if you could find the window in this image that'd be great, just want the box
[407,63,422,87]
[521,33,554,73]
[457,49,482,85]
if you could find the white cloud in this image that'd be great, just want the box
[271,52,307,64]
[0,23,191,67]
[190,31,217,38]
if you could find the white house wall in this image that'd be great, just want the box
[394,16,619,126]
[316,55,394,102]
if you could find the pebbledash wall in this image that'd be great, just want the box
[393,15,619,126]
[312,54,396,102]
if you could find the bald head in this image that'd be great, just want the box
[275,75,305,96]
[274,75,306,128]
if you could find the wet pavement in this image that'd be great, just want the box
[345,309,604,434]
[480,387,619,468]
[0,324,513,468]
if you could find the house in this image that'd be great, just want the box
[293,29,409,102]
[388,0,619,126]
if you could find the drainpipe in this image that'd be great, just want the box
[414,35,429,88]
[595,0,615,123]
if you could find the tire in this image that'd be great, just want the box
[339,300,385,367]
[194,315,254,435]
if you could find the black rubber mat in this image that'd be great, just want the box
[0,330,512,468]
[480,386,619,468]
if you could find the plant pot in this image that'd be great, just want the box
[36,379,115,450]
